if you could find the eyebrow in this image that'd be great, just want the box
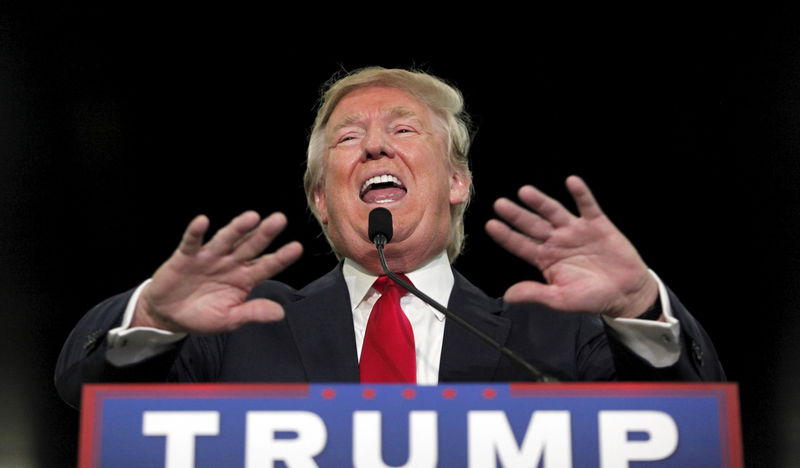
[329,106,422,134]
[330,114,363,134]
[386,106,419,121]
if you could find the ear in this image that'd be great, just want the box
[314,188,329,224]
[449,169,471,205]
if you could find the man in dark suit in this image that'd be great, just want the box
[56,67,724,409]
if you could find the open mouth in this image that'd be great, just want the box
[360,174,407,204]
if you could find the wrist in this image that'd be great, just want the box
[614,274,660,319]
[635,295,663,321]
[130,285,183,332]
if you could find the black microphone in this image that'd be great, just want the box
[367,208,557,383]
[369,207,393,248]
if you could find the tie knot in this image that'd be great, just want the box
[372,275,412,296]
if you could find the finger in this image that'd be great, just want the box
[205,211,262,255]
[566,175,604,219]
[232,212,289,262]
[485,219,541,266]
[504,281,564,309]
[518,185,575,227]
[227,298,285,330]
[493,197,553,241]
[178,215,210,255]
[248,241,304,283]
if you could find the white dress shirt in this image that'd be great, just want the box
[106,252,682,379]
[343,251,452,385]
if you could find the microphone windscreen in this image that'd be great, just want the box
[368,208,393,243]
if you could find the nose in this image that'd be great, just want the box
[362,130,394,161]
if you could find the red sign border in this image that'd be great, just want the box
[79,382,742,468]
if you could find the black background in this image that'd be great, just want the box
[2,4,799,467]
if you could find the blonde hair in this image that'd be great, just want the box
[304,67,474,261]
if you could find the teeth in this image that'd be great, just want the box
[360,174,404,194]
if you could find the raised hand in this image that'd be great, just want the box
[131,211,303,334]
[485,176,659,319]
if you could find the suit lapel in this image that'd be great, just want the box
[283,265,360,382]
[283,264,510,383]
[439,270,511,382]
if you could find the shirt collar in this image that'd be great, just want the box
[342,250,454,320]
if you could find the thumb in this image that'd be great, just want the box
[504,281,562,308]
[227,299,286,330]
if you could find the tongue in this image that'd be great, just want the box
[362,187,407,203]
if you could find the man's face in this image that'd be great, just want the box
[314,86,470,273]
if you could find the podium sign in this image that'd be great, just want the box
[79,383,742,467]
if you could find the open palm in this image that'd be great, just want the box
[486,176,659,319]
[132,211,303,334]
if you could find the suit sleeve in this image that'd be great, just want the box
[54,289,223,409]
[602,287,726,381]
[54,280,302,409]
[497,284,724,382]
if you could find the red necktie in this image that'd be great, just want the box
[360,275,416,383]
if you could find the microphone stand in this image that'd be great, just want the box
[373,233,558,383]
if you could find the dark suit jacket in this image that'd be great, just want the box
[55,265,725,408]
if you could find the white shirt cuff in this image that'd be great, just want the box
[106,279,187,367]
[602,270,681,368]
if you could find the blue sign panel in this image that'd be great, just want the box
[79,383,742,468]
